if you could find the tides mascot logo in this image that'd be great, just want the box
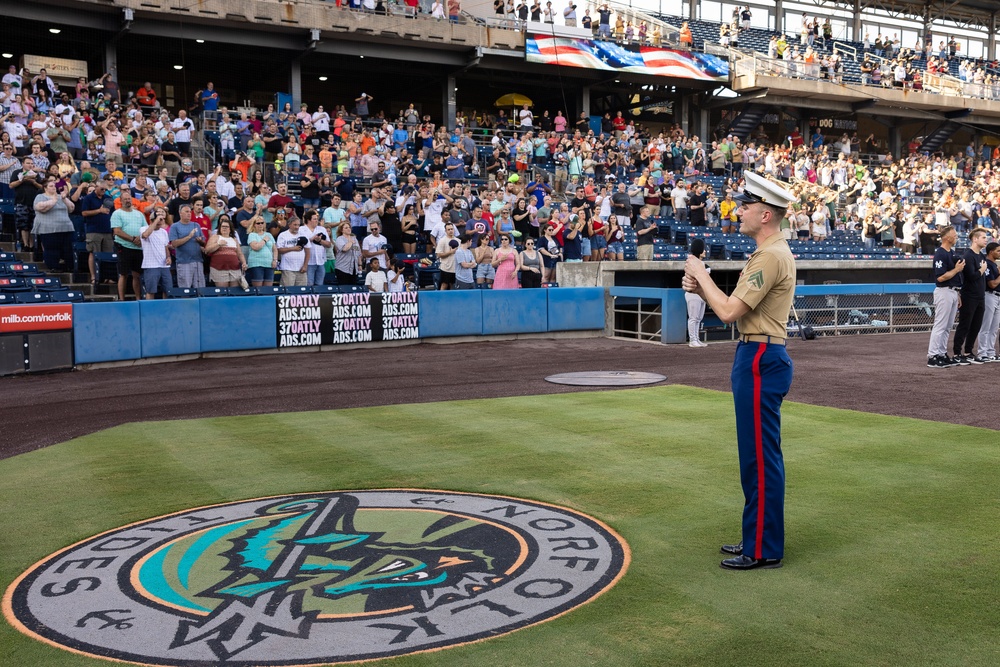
[4,490,629,666]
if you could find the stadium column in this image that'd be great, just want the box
[680,96,689,137]
[989,11,997,61]
[687,0,696,20]
[104,43,116,78]
[888,125,901,158]
[290,58,302,111]
[852,0,861,41]
[579,86,591,118]
[443,74,456,131]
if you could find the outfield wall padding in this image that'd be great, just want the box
[416,290,484,338]
[547,287,605,332]
[140,299,201,358]
[482,289,548,335]
[73,302,142,364]
[200,297,277,352]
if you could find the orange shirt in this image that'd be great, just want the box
[319,148,334,169]
[359,135,376,156]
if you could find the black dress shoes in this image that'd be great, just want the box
[720,540,743,555]
[720,554,782,570]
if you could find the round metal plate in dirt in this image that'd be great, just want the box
[544,371,666,386]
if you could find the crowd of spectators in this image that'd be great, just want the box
[4,56,1000,302]
[716,10,1000,100]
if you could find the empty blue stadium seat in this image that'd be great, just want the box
[47,290,85,303]
[0,277,29,292]
[197,287,230,297]
[14,292,48,304]
[253,286,286,296]
[168,287,198,298]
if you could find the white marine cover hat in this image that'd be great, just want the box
[733,171,797,209]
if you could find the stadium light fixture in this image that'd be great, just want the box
[318,76,328,81]
[196,39,205,43]
[1,53,12,59]
[49,28,62,34]
[173,65,183,70]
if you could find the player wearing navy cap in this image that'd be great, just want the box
[976,242,1000,362]
[953,227,989,364]
[926,226,965,368]
[684,172,796,570]
[686,238,709,347]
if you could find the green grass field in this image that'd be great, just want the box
[2,385,999,667]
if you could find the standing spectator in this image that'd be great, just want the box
[136,82,158,109]
[277,217,310,287]
[435,221,459,290]
[206,217,246,287]
[200,82,219,129]
[355,93,373,120]
[362,220,390,269]
[491,233,520,288]
[454,233,476,288]
[171,110,194,157]
[168,204,207,289]
[139,208,172,298]
[301,209,332,286]
[77,176,116,285]
[519,236,543,287]
[634,206,656,260]
[111,191,145,300]
[245,215,277,287]
[333,221,362,285]
[31,179,76,271]
[563,0,576,26]
[364,257,388,293]
[10,156,44,252]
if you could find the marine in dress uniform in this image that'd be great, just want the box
[683,172,796,570]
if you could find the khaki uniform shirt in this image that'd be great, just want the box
[731,232,796,338]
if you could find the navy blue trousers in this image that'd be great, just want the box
[731,341,793,560]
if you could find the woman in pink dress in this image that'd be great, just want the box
[490,233,520,289]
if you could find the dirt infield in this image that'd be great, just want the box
[2,332,994,460]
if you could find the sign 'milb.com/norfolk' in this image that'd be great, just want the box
[4,489,630,666]
[277,292,419,347]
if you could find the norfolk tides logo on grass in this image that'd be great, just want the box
[4,490,629,666]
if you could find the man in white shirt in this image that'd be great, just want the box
[422,185,453,252]
[277,217,311,286]
[2,65,22,90]
[312,106,331,144]
[362,221,390,270]
[139,210,172,299]
[519,104,533,129]
[671,183,689,223]
[435,221,459,290]
[171,110,194,157]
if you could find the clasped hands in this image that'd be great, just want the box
[683,255,705,294]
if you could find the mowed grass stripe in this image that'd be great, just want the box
[1,386,999,667]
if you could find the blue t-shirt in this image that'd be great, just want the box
[80,192,113,234]
[168,221,205,264]
[392,128,409,148]
[445,156,466,180]
[455,247,475,283]
[563,227,583,260]
[201,89,219,111]
[933,246,962,288]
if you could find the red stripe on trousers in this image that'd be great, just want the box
[752,342,767,560]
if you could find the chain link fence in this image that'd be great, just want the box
[788,290,935,337]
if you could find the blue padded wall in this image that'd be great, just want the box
[200,296,277,351]
[417,290,484,338]
[73,302,142,363]
[481,289,548,335]
[139,299,201,358]
[547,287,605,331]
